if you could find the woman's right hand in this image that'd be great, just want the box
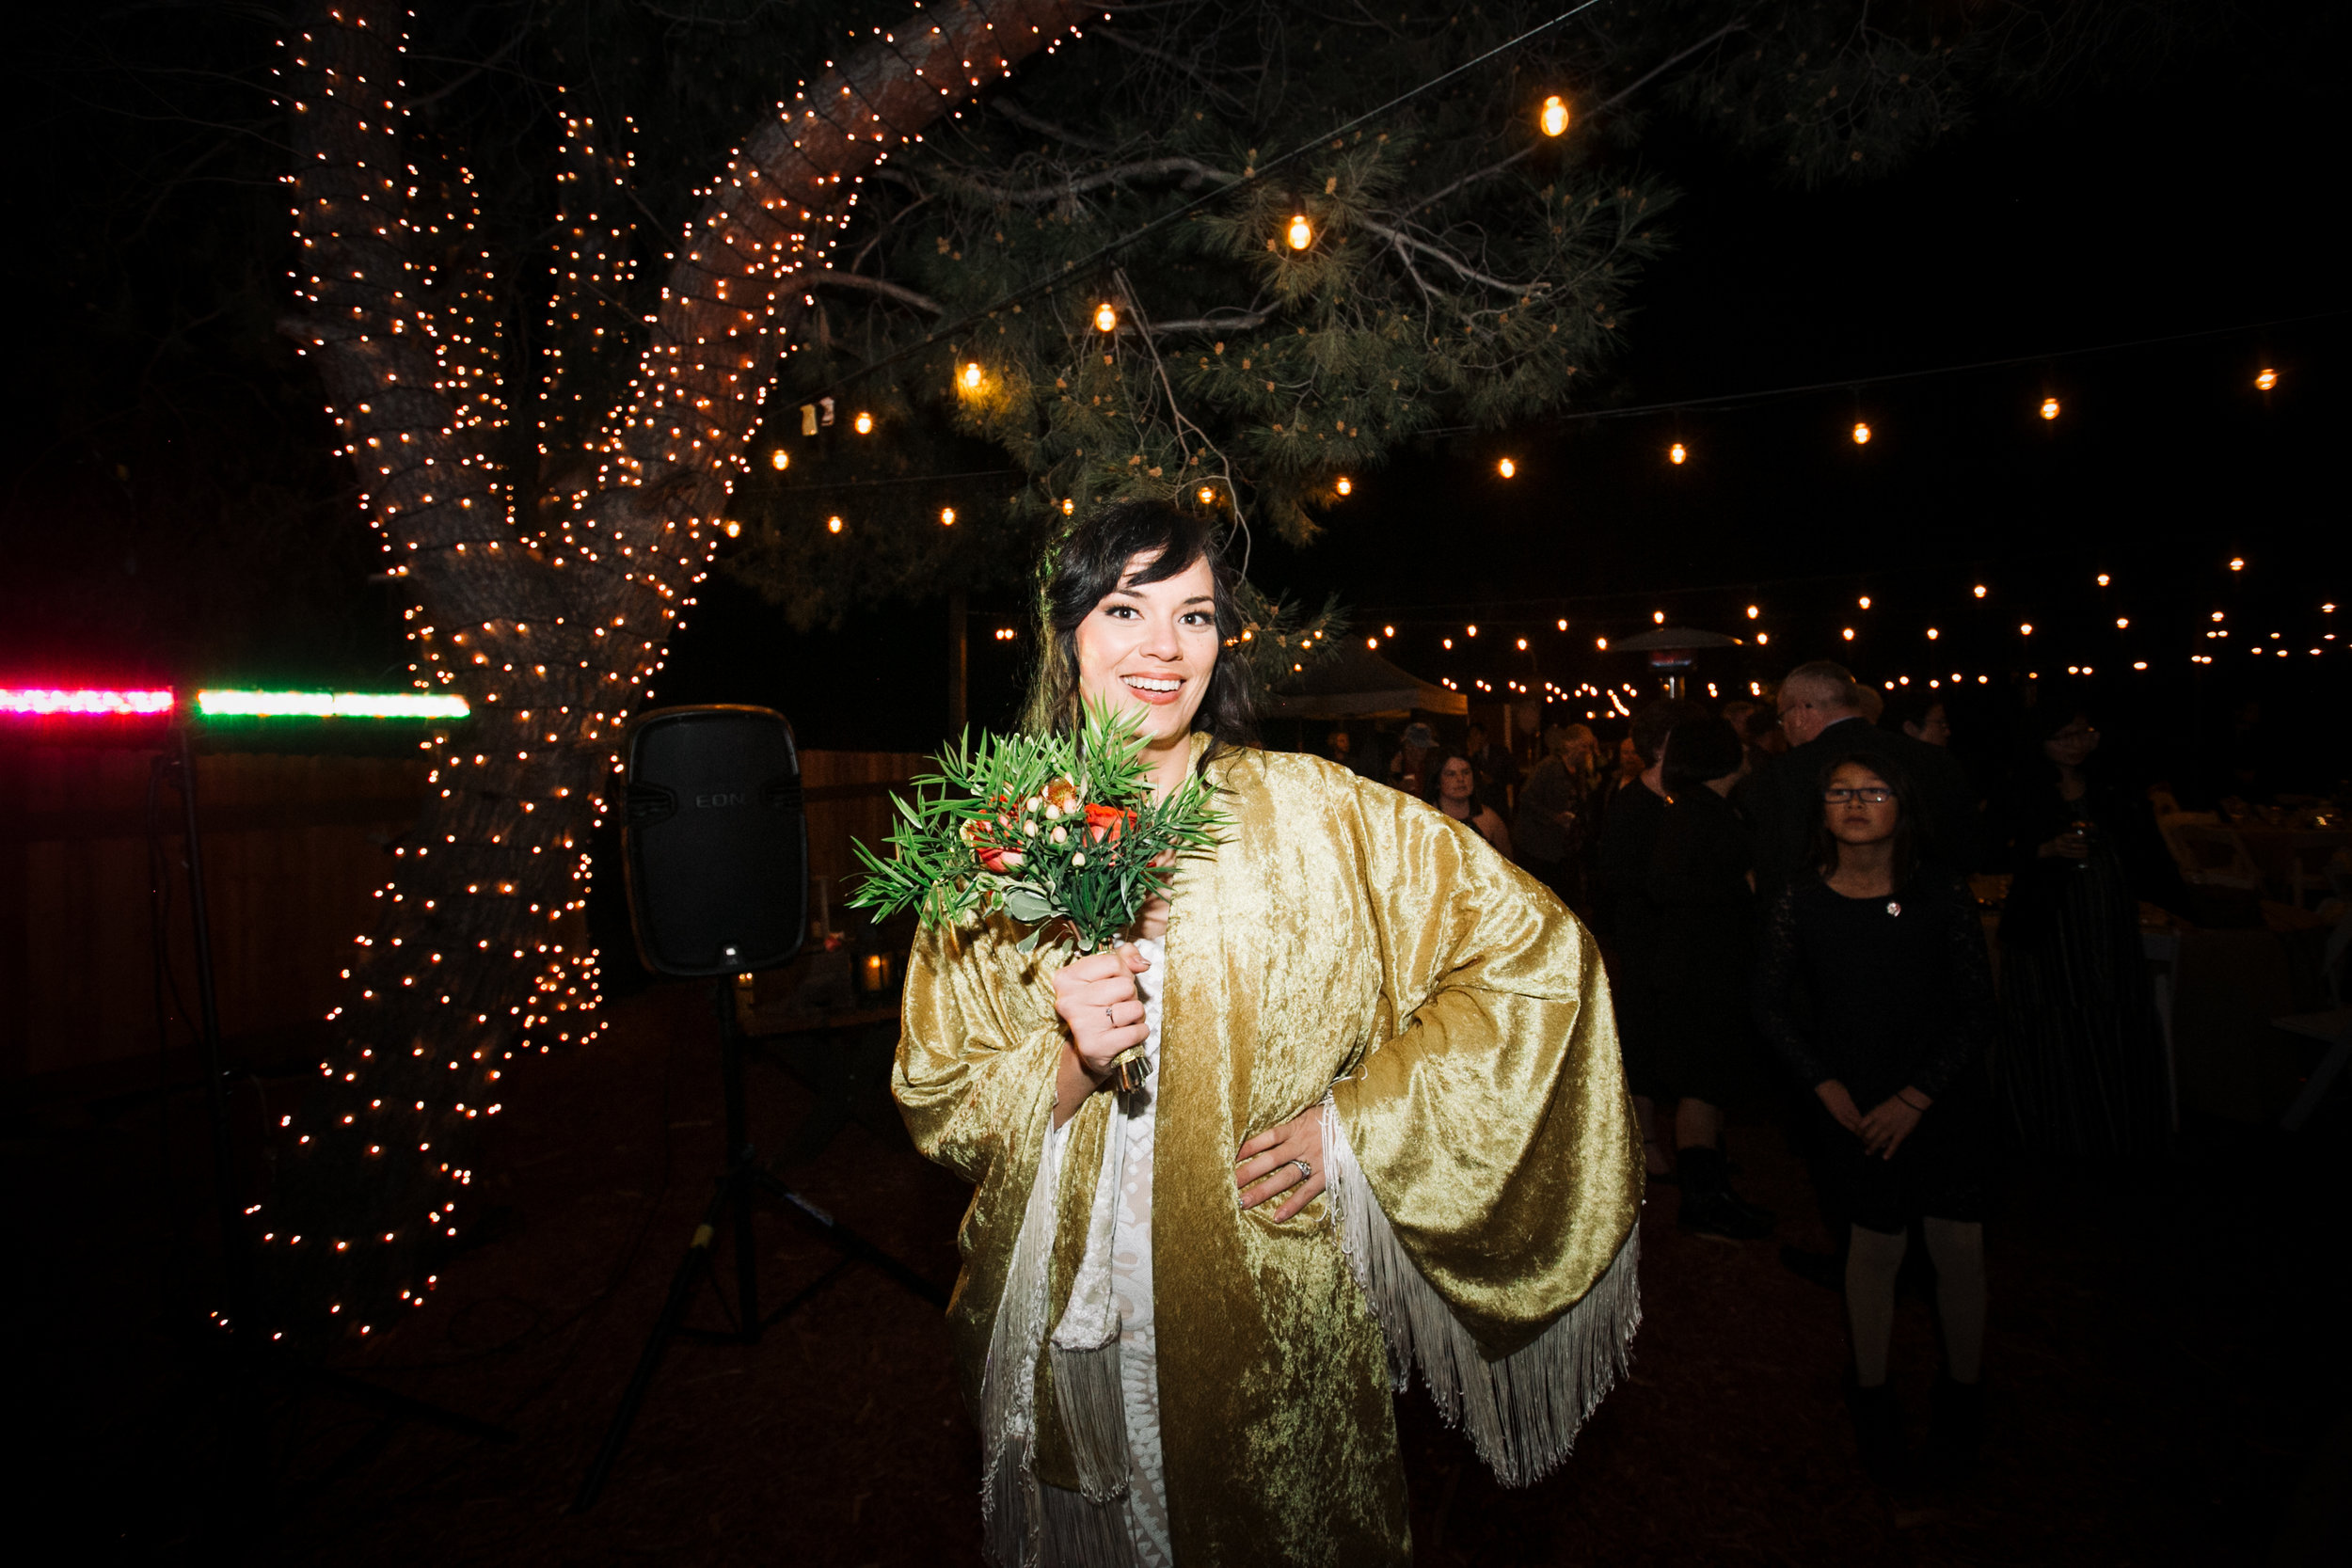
[1052,942,1152,1081]
[2038,832,2090,861]
[1815,1079,1864,1136]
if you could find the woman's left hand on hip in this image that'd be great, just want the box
[1236,1107,1327,1222]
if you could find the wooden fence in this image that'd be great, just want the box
[0,743,922,1087]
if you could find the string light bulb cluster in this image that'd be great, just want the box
[1539,95,1571,137]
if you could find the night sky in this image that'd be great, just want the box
[651,8,2345,798]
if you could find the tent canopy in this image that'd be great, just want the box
[1265,644,1468,720]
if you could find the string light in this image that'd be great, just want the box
[2230,557,2246,571]
[1367,637,1378,649]
[1061,499,1075,515]
[2097,573,2110,586]
[1841,627,1855,641]
[852,411,873,435]
[1652,610,1665,625]
[1668,441,1687,465]
[723,521,741,538]
[2040,396,2061,420]
[1383,626,1396,638]
[1,688,173,717]
[1557,618,1568,631]
[1286,214,1313,250]
[1467,625,1479,637]
[1973,584,1989,598]
[1745,605,1760,619]
[2116,617,2129,628]
[1093,302,1118,333]
[939,507,956,527]
[1851,421,1872,445]
[827,515,844,534]
[1334,476,1353,496]
[1926,627,1940,640]
[962,362,984,390]
[1858,595,1872,610]
[1497,457,1517,478]
[1517,638,1529,650]
[768,450,788,471]
[2255,367,2278,390]
[195,690,471,720]
[2020,623,2035,636]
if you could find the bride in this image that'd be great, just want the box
[893,499,1643,1566]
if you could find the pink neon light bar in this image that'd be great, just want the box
[0,688,177,717]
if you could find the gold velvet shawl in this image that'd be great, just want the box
[894,744,1644,1565]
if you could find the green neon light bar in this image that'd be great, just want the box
[193,689,471,721]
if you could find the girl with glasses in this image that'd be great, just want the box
[1756,751,1996,1484]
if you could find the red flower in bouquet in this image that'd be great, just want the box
[959,816,1025,873]
[1083,802,1137,844]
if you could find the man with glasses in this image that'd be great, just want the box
[1747,660,1979,900]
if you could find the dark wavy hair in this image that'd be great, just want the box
[1021,500,1257,765]
[1806,747,1928,882]
[1421,749,1483,810]
[1661,717,1745,795]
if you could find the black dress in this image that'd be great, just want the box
[1631,788,1766,1105]
[1594,782,1667,1091]
[1990,774,2173,1161]
[1756,869,1997,1229]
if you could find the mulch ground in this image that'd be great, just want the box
[8,979,2345,1565]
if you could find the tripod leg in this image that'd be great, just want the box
[749,1169,949,1308]
[721,990,762,1342]
[570,1180,730,1513]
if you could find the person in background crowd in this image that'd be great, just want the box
[1326,726,1359,771]
[1756,751,1994,1484]
[1389,721,1439,797]
[1883,689,1953,748]
[1466,721,1522,812]
[1595,698,1711,1179]
[1516,723,1601,911]
[1637,717,1773,1240]
[1855,685,1886,724]
[1747,662,1979,899]
[1613,734,1645,791]
[1424,751,1515,860]
[1989,705,2180,1162]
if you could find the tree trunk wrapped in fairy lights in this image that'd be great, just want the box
[262,0,1090,1340]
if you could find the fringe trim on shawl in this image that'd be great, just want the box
[1040,1480,1139,1568]
[1322,1094,1643,1488]
[1048,1340,1131,1503]
[978,1125,1065,1567]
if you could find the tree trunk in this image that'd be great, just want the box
[262,0,1089,1338]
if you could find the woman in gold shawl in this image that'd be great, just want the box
[894,502,1643,1566]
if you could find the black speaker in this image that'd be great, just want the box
[619,705,808,977]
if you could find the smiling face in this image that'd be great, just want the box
[1823,760,1899,848]
[1438,755,1475,803]
[1073,549,1220,752]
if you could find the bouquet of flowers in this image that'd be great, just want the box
[850,704,1227,1084]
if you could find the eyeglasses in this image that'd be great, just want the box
[1822,787,1893,805]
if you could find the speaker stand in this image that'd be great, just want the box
[569,981,947,1513]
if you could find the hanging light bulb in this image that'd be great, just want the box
[1746,604,1760,619]
[826,516,844,534]
[961,362,983,390]
[2230,557,2246,571]
[1540,94,1570,137]
[1335,476,1353,496]
[1858,595,1873,610]
[2097,573,2111,586]
[939,507,956,527]
[1927,627,1940,640]
[1851,420,1872,445]
[769,450,788,471]
[1973,584,1989,598]
[852,411,874,435]
[1497,457,1517,478]
[1653,610,1665,625]
[1668,441,1687,466]
[1287,214,1313,250]
[1467,624,1479,638]
[1198,484,1216,505]
[1093,302,1118,333]
[1061,498,1075,515]
[2255,367,2278,391]
[2040,396,2061,420]
[1517,638,1529,651]
[1383,626,1396,637]
[1557,618,1568,631]
[723,520,741,538]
